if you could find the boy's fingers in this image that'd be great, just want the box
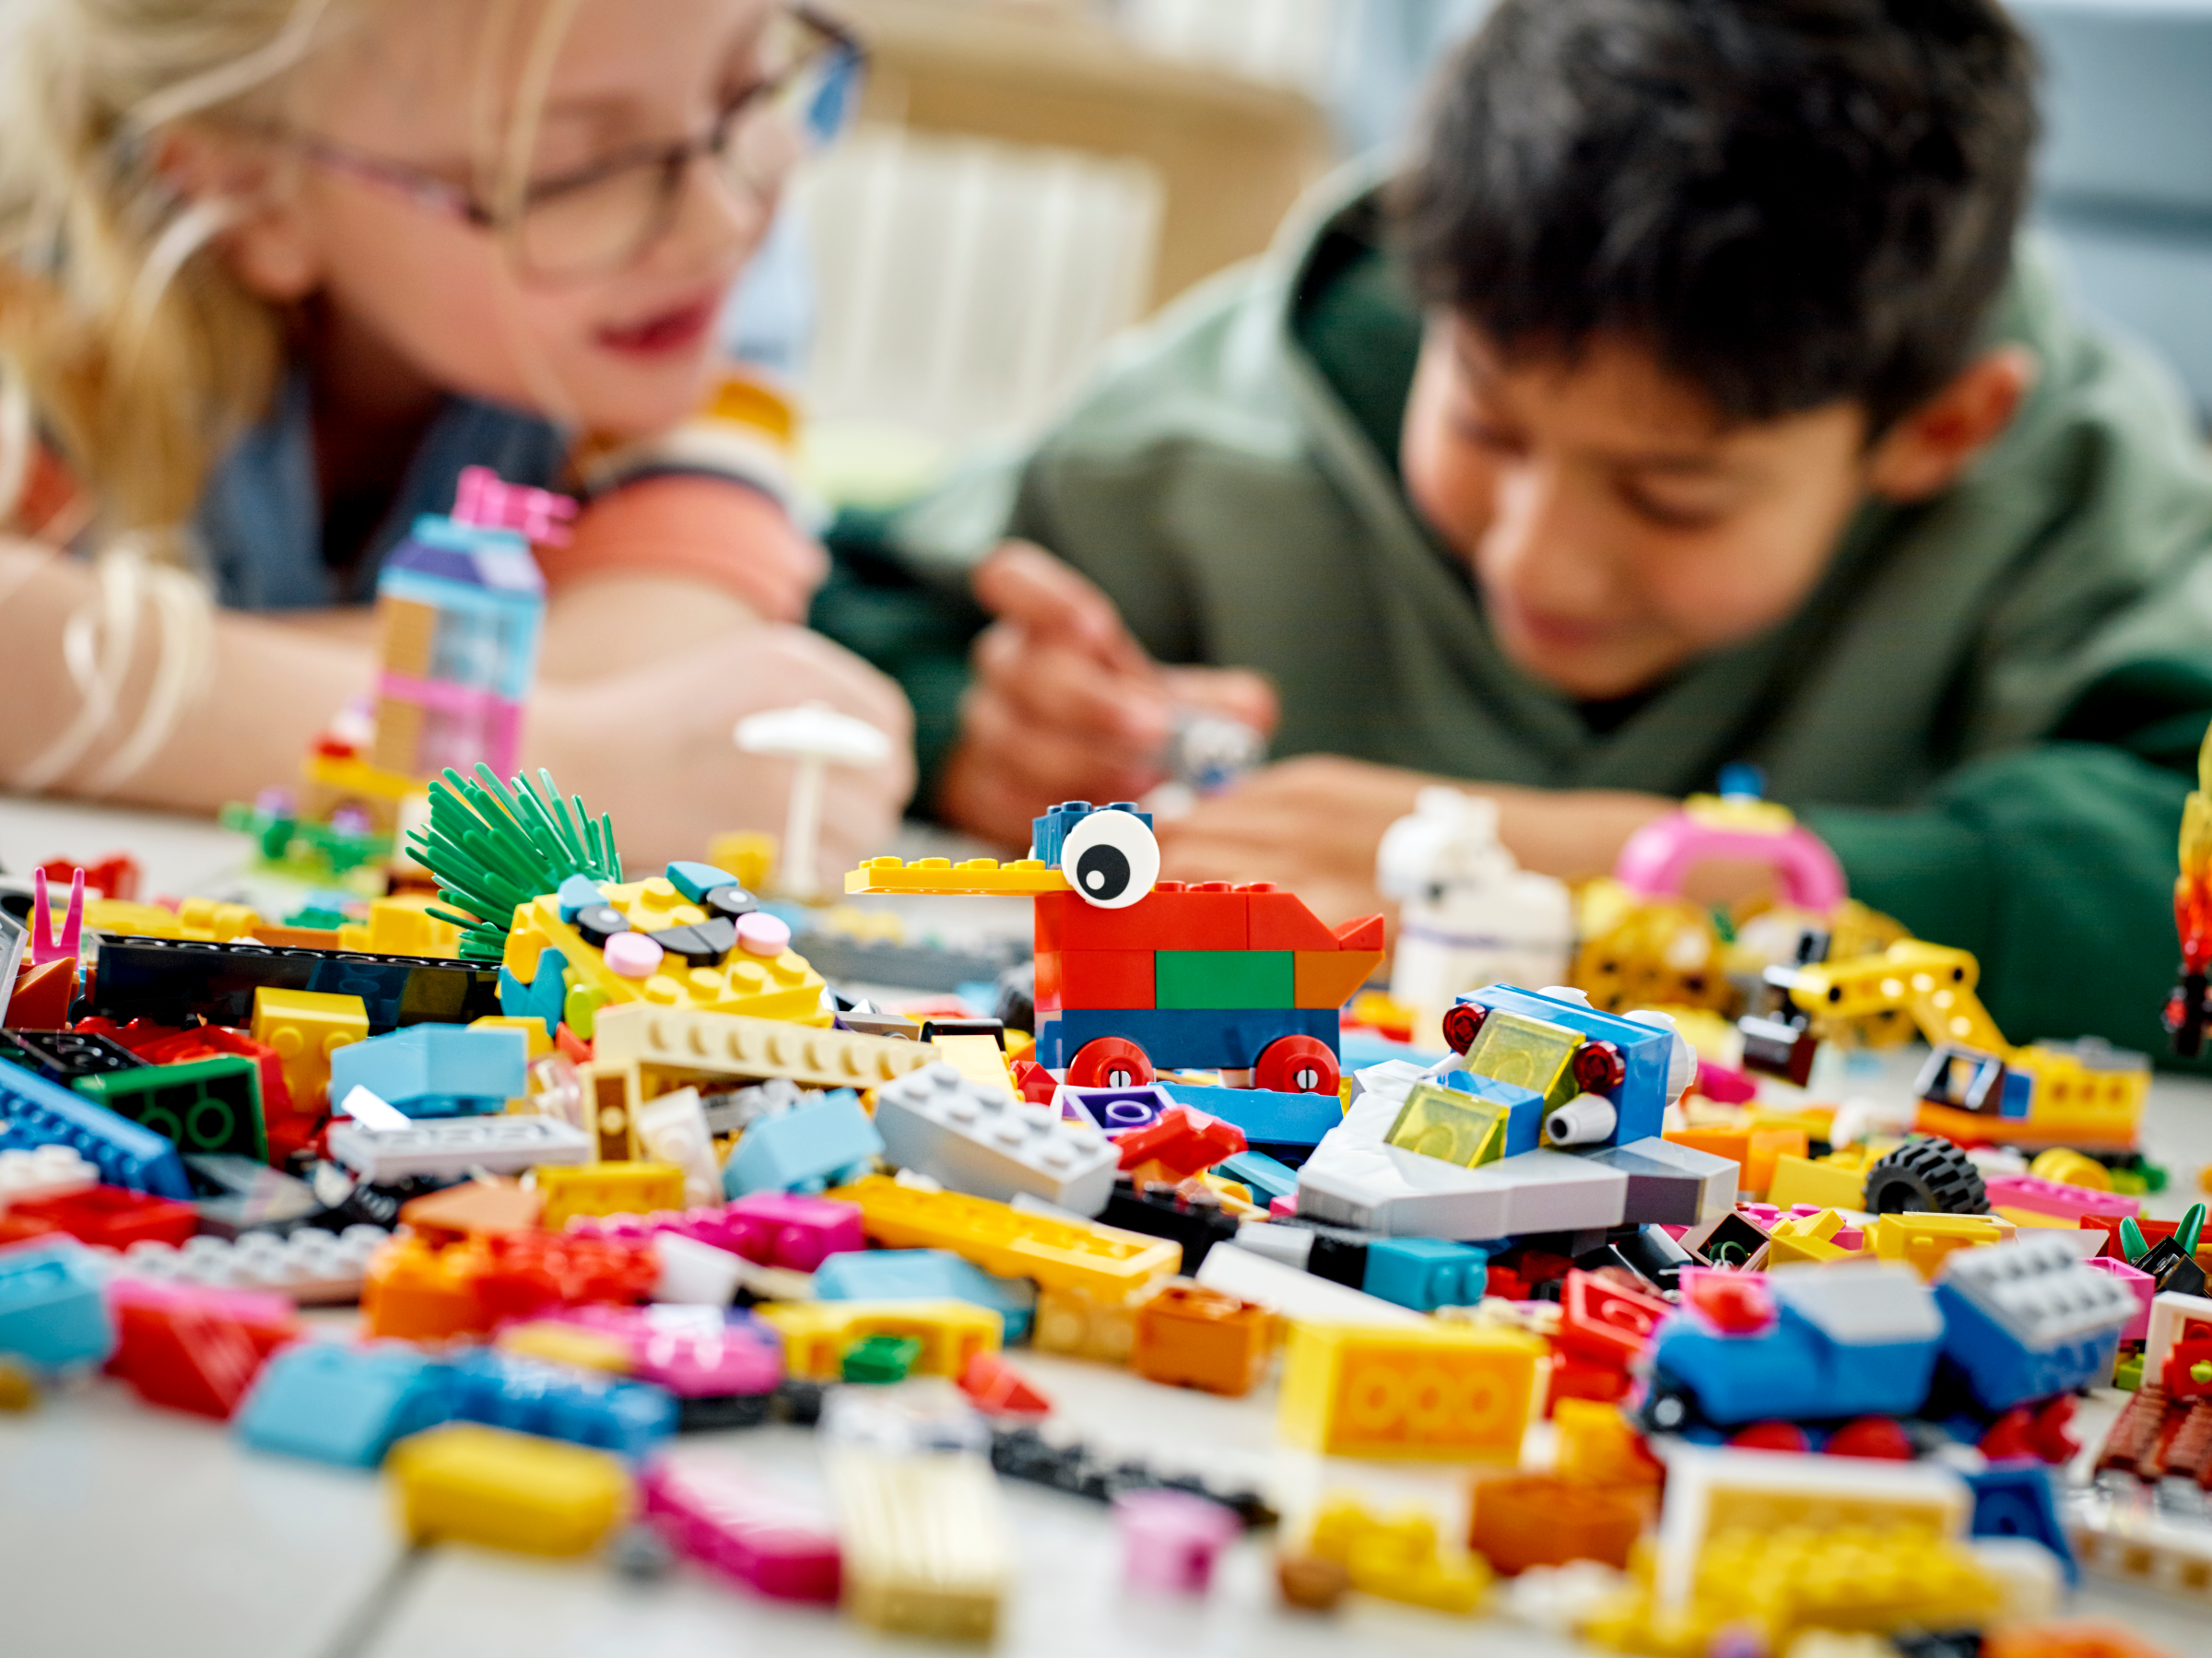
[973,541,1152,674]
[1159,665,1282,739]
[974,626,1172,753]
[959,682,1164,805]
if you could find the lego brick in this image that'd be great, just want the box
[644,1459,841,1601]
[106,1276,298,1417]
[1030,1279,1150,1361]
[327,1112,591,1182]
[1965,1463,2077,1586]
[1035,949,1154,1012]
[1217,1149,1300,1205]
[813,1249,1034,1343]
[1277,1320,1546,1461]
[1461,1008,1582,1107]
[73,1054,266,1161]
[446,1346,677,1458]
[1983,1171,2139,1224]
[0,1028,144,1087]
[1131,1281,1275,1395]
[1935,1236,2135,1411]
[828,1448,1006,1640]
[250,986,370,1113]
[1308,1497,1490,1613]
[630,1086,719,1207]
[1469,1474,1642,1573]
[390,1422,633,1555]
[788,929,1021,994]
[95,935,500,1032]
[1246,890,1342,950]
[235,1340,454,1465]
[1100,1184,1241,1275]
[1293,947,1386,1012]
[1295,1080,1519,1239]
[1360,1238,1489,1311]
[0,1238,115,1368]
[826,1173,1178,1299]
[1056,1082,1176,1135]
[722,1092,883,1197]
[2081,1255,2156,1342]
[587,1003,940,1091]
[1592,1135,1738,1225]
[1384,1078,1522,1167]
[1557,1268,1670,1367]
[1033,886,1247,953]
[1461,984,1677,1139]
[1157,1080,1340,1149]
[1767,1153,1868,1212]
[1193,1241,1427,1327]
[1156,949,1293,1011]
[118,1225,391,1304]
[0,1054,192,1197]
[872,1063,1117,1215]
[7,955,77,1029]
[929,1030,1019,1099]
[6,1183,198,1248]
[1869,1211,2006,1279]
[328,1024,527,1117]
[0,1146,97,1210]
[577,1059,641,1161]
[845,854,1070,897]
[537,1161,687,1229]
[1034,1006,1340,1074]
[1494,1150,1630,1234]
[759,1298,1000,1381]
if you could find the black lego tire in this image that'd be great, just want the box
[1863,1135,1988,1216]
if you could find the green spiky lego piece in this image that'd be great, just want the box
[2181,1203,2206,1257]
[408,765,622,961]
[2119,1216,2148,1264]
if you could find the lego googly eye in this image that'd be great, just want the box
[1060,810,1159,909]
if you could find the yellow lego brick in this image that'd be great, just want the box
[472,1014,551,1062]
[361,895,463,958]
[1692,1525,1998,1641]
[535,1160,685,1229]
[502,881,830,1026]
[588,1003,942,1091]
[388,1423,631,1556]
[496,1321,633,1373]
[1766,1153,1869,1213]
[578,1060,642,1161]
[1277,1321,1546,1463]
[843,855,1073,897]
[302,747,419,804]
[1867,1211,2004,1280]
[250,987,368,1113]
[706,830,777,896]
[1310,1498,1490,1615]
[173,896,263,942]
[826,1174,1178,1299]
[1766,1209,1853,1267]
[1384,1081,1508,1167]
[931,1031,1018,1098]
[757,1298,1001,1381]
[829,1449,1006,1640]
[81,899,184,939]
[1032,1280,1156,1363]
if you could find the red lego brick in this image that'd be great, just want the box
[1009,1058,1058,1104]
[1034,886,1247,953]
[1040,949,1156,1010]
[1333,914,1386,952]
[1556,1270,1671,1368]
[135,1024,295,1120]
[472,1230,658,1324]
[1246,890,1342,950]
[1114,1106,1247,1180]
[1545,1349,1634,1415]
[41,854,138,901]
[107,1278,298,1418]
[7,1185,198,1249]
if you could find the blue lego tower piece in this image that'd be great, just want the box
[1965,1463,2077,1586]
[1217,1150,1299,1205]
[1035,1007,1340,1074]
[722,1089,883,1197]
[1361,1239,1490,1311]
[0,1054,192,1197]
[1456,985,1676,1145]
[0,1241,116,1370]
[328,1023,528,1118]
[1159,1080,1343,1148]
[813,1248,1036,1343]
[235,1342,455,1467]
[1030,800,1152,865]
[499,947,569,1041]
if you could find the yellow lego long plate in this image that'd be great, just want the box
[591,1003,941,1089]
[846,857,1072,896]
[829,1450,1006,1640]
[827,1174,1177,1299]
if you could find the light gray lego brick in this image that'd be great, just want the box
[1492,1149,1630,1234]
[1295,1088,1518,1238]
[1938,1235,2140,1348]
[114,1224,392,1304]
[873,1063,1118,1217]
[1597,1136,1738,1224]
[1771,1259,1943,1345]
[325,1112,592,1182]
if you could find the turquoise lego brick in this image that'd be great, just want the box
[665,862,738,903]
[235,1342,455,1467]
[813,1248,1035,1343]
[1159,1080,1341,1149]
[723,1089,883,1197]
[1218,1150,1299,1205]
[1155,950,1293,1010]
[556,875,606,922]
[329,1024,528,1117]
[0,1241,116,1370]
[1361,1239,1490,1312]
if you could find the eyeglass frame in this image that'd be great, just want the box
[273,2,863,280]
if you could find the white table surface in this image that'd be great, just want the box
[6,791,2212,1658]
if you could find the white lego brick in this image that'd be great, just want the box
[2145,1288,2212,1377]
[0,1145,98,1210]
[1594,1135,1738,1222]
[1769,1259,1944,1346]
[326,1112,592,1182]
[1937,1235,2139,1349]
[635,1087,721,1207]
[873,1063,1117,1217]
[1346,1060,1430,1105]
[1494,1148,1630,1233]
[1295,1083,1518,1237]
[114,1225,393,1304]
[1193,1241,1427,1327]
[652,1231,748,1306]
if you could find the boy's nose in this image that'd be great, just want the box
[1480,458,1621,615]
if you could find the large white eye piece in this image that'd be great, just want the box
[1059,809,1159,908]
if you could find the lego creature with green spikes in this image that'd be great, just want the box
[410,764,622,961]
[2119,1203,2208,1297]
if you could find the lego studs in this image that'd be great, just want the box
[1059,808,1159,910]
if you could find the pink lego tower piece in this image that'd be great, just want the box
[451,464,578,546]
[29,866,84,967]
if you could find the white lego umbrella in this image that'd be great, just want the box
[735,702,894,900]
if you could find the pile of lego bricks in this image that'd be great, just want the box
[0,855,2182,1658]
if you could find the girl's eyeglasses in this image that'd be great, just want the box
[282,5,862,283]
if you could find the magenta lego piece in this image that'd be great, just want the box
[644,1460,841,1601]
[1267,1194,1297,1219]
[721,1192,865,1270]
[1983,1171,2141,1224]
[1692,1060,1758,1104]
[1113,1488,1240,1593]
[534,1304,782,1398]
[1615,806,1844,910]
[2083,1255,2156,1343]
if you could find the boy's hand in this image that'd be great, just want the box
[935,541,1277,848]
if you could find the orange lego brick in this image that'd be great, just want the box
[1132,1282,1275,1396]
[1744,1125,1810,1195]
[1467,1473,1642,1573]
[1293,947,1385,1011]
[1666,1123,1750,1170]
[362,1236,486,1341]
[1985,1626,2179,1658]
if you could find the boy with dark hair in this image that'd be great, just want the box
[819,0,2212,1053]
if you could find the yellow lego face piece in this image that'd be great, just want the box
[827,1174,1177,1299]
[1385,1082,1509,1168]
[1277,1321,1546,1462]
[388,1423,631,1556]
[843,856,1073,897]
[758,1298,1002,1380]
[588,1003,943,1091]
[250,986,370,1112]
[1462,1010,1582,1109]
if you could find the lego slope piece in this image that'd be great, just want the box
[1277,1320,1547,1461]
[828,1448,1007,1640]
[722,1093,882,1197]
[328,1113,592,1182]
[329,1024,528,1117]
[826,1174,1177,1299]
[0,1239,115,1369]
[390,1422,633,1555]
[873,1064,1117,1216]
[0,1054,191,1198]
[590,1003,940,1091]
[236,1340,454,1466]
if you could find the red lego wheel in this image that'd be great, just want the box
[1253,1035,1338,1095]
[1065,1037,1155,1089]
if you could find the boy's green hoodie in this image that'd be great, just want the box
[816,174,2212,1060]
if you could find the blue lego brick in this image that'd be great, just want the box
[235,1341,455,1467]
[1458,986,1675,1144]
[0,1241,116,1370]
[1430,1069,1549,1157]
[1966,1463,2077,1586]
[1035,1007,1341,1074]
[1060,1083,1177,1135]
[723,1089,882,1197]
[444,1347,676,1460]
[328,1024,528,1118]
[1999,1067,2033,1120]
[0,1054,192,1197]
[1934,1277,2126,1415]
[1218,1150,1300,1205]
[499,947,570,1041]
[1648,1285,1942,1428]
[813,1248,1034,1343]
[1360,1238,1490,1311]
[1159,1080,1343,1149]
[556,875,606,922]
[665,862,737,904]
[1030,800,1151,865]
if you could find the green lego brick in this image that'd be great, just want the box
[75,1054,267,1161]
[841,1334,923,1384]
[1153,950,1294,1011]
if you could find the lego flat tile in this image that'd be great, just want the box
[1294,1083,1522,1239]
[1594,1136,1739,1224]
[1292,947,1386,1011]
[586,1004,939,1091]
[1155,950,1292,1011]
[844,855,1069,897]
[1035,949,1154,1011]
[1033,887,1247,954]
[1158,1081,1341,1148]
[326,1113,593,1182]
[1035,1007,1340,1075]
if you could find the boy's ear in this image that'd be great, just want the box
[154,125,322,301]
[1865,346,2039,502]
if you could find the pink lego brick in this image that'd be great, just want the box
[644,1460,841,1601]
[1983,1171,2141,1224]
[2082,1255,2156,1343]
[717,1192,866,1270]
[1268,1194,1298,1219]
[547,1305,783,1398]
[1113,1488,1240,1593]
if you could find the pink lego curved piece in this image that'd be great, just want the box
[1613,809,1846,910]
